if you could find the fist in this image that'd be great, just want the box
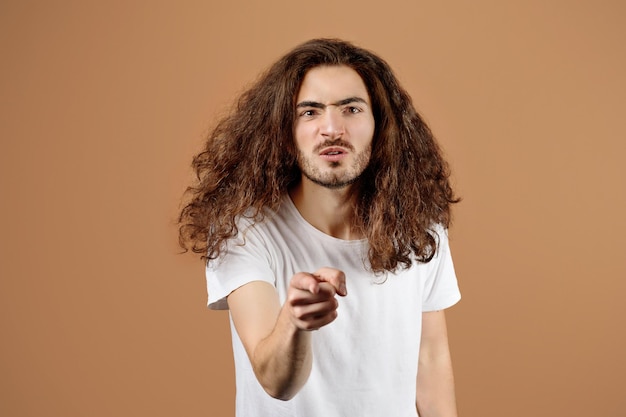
[285,268,347,331]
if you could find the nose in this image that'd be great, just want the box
[320,108,344,138]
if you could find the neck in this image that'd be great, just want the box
[289,180,363,240]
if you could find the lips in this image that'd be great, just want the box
[319,147,348,162]
[320,147,347,156]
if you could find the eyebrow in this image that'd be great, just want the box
[296,96,368,109]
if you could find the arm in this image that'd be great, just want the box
[416,310,458,417]
[227,268,347,400]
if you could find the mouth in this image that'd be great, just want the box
[320,147,347,156]
[319,147,348,162]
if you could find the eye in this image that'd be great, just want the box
[345,106,362,114]
[299,109,317,117]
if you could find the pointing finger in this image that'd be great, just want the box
[290,272,321,294]
[312,267,347,296]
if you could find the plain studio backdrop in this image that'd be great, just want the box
[1,1,624,416]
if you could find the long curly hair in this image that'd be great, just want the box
[178,38,459,273]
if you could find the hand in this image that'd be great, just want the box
[285,267,348,331]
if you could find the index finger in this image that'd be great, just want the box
[290,272,323,294]
[312,267,347,296]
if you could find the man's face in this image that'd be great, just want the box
[293,65,375,189]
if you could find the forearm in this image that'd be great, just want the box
[415,350,458,417]
[228,271,345,401]
[416,310,458,417]
[251,306,313,400]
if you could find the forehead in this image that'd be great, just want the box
[296,65,370,103]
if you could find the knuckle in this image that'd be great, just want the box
[291,305,306,320]
[302,322,319,331]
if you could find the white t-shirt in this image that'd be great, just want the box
[206,195,461,417]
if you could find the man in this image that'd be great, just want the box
[179,38,461,417]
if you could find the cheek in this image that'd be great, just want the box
[293,124,315,149]
[354,118,375,142]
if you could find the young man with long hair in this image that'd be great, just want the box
[179,38,461,417]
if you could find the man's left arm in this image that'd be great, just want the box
[416,310,458,417]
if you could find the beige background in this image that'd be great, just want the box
[1,1,625,416]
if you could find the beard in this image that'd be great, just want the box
[296,141,372,190]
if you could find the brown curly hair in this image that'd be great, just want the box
[178,38,459,273]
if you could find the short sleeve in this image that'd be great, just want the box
[421,227,461,312]
[206,224,276,310]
